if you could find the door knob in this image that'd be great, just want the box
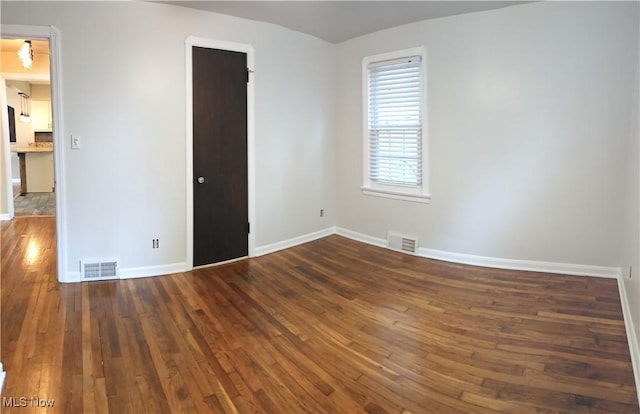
[197,176,205,184]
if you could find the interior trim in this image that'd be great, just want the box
[254,227,335,257]
[617,272,640,405]
[335,227,621,279]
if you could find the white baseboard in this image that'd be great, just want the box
[419,247,620,278]
[617,272,640,406]
[60,272,81,283]
[336,227,387,248]
[61,227,336,282]
[119,262,186,279]
[60,263,186,283]
[335,227,620,279]
[0,214,12,221]
[254,227,336,257]
[58,228,621,281]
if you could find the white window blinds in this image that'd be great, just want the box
[367,55,423,186]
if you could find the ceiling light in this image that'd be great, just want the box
[18,92,31,123]
[17,40,33,69]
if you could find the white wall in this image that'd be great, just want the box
[620,49,640,365]
[5,84,34,182]
[336,1,639,267]
[6,84,34,149]
[2,2,637,291]
[9,154,19,181]
[1,1,337,275]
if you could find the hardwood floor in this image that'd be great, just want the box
[1,216,638,413]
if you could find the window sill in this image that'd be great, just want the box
[361,187,431,204]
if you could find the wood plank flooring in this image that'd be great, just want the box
[1,216,638,413]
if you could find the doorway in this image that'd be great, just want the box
[1,39,55,217]
[185,37,256,269]
[1,25,67,282]
[5,75,56,217]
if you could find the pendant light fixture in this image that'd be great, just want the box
[17,40,33,69]
[18,92,31,123]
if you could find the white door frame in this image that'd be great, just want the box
[1,24,67,283]
[1,70,50,221]
[185,36,255,269]
[0,79,15,220]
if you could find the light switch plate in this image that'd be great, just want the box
[71,135,81,149]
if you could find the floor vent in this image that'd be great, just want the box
[81,259,119,280]
[388,232,418,254]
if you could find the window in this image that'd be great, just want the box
[362,47,430,203]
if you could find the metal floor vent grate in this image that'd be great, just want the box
[81,259,119,280]
[388,232,418,254]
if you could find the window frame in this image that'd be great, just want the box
[361,47,430,203]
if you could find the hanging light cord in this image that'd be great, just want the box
[18,92,31,123]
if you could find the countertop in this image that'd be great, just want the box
[11,144,54,153]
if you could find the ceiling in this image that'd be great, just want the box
[157,1,533,44]
[0,39,49,55]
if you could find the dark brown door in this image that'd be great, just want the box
[193,47,248,266]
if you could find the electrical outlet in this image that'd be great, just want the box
[152,239,159,249]
[320,209,325,217]
[629,266,633,279]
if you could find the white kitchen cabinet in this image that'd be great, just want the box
[32,99,52,132]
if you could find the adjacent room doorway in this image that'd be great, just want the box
[1,25,67,282]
